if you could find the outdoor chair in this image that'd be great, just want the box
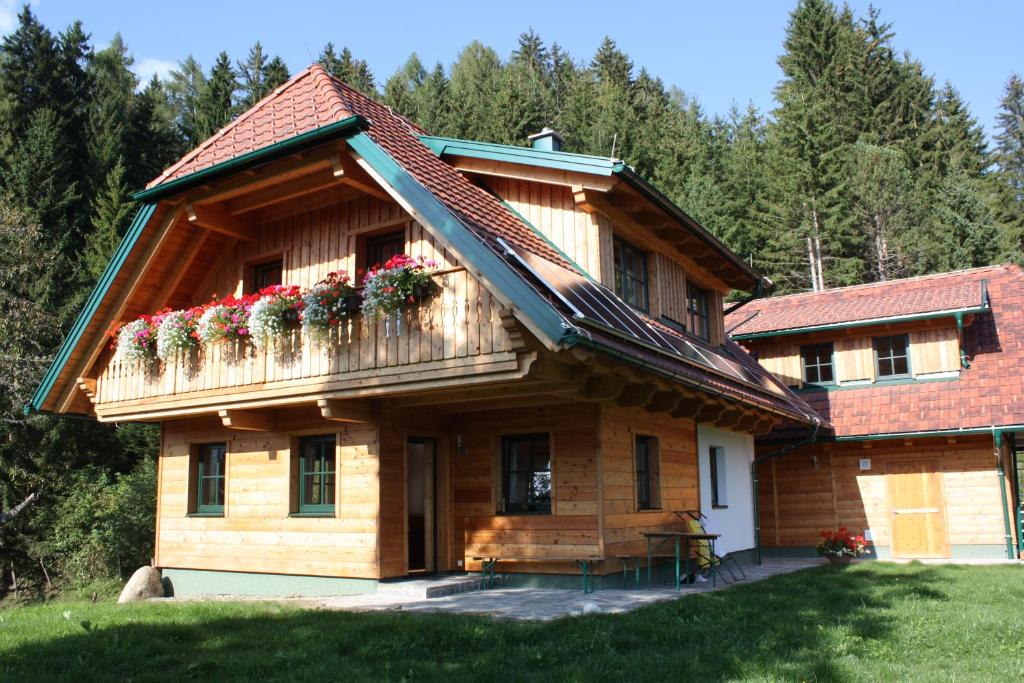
[676,510,747,584]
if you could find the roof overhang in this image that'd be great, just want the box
[730,304,991,341]
[420,135,766,293]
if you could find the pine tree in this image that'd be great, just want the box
[195,51,236,138]
[264,56,290,91]
[919,171,999,272]
[381,53,426,121]
[86,34,137,192]
[448,42,505,141]
[166,56,206,146]
[84,160,132,280]
[236,42,270,109]
[992,74,1024,261]
[847,142,913,280]
[417,63,454,135]
[319,43,375,93]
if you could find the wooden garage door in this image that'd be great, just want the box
[887,461,950,559]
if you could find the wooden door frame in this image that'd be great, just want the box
[403,433,452,574]
[885,459,950,559]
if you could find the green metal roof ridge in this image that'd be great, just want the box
[348,132,570,347]
[730,305,991,340]
[830,425,1016,442]
[419,135,623,176]
[27,202,158,413]
[133,115,367,203]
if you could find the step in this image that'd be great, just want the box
[376,575,496,599]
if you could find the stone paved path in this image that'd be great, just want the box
[308,558,823,621]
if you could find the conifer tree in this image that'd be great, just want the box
[318,43,375,93]
[84,160,132,280]
[448,42,505,142]
[236,42,270,109]
[264,56,290,92]
[86,35,137,192]
[167,56,206,146]
[992,74,1024,261]
[195,51,236,138]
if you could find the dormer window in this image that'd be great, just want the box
[874,335,910,379]
[801,343,835,385]
[613,236,648,312]
[686,283,710,341]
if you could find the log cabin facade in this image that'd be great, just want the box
[29,66,819,595]
[727,267,1024,561]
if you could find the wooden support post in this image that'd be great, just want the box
[332,151,389,200]
[318,399,375,423]
[218,409,274,432]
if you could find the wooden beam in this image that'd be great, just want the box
[150,226,211,311]
[617,382,658,408]
[332,151,389,200]
[223,172,341,214]
[572,185,599,213]
[188,145,338,204]
[644,390,681,414]
[218,409,274,432]
[670,397,703,419]
[318,399,374,423]
[255,186,363,224]
[77,377,97,404]
[580,374,628,401]
[694,401,726,424]
[733,413,762,433]
[713,408,746,430]
[186,202,255,241]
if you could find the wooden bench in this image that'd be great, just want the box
[615,554,682,588]
[471,556,602,594]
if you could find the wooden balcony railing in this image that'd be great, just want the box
[92,269,518,409]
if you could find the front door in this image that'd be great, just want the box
[887,461,950,559]
[407,437,437,573]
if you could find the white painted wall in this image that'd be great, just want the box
[696,425,755,554]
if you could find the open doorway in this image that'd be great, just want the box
[407,437,438,573]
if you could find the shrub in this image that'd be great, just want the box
[816,527,869,559]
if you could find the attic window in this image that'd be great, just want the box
[364,231,406,271]
[686,283,710,341]
[874,334,911,379]
[613,236,649,312]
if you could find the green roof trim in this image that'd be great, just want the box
[730,305,991,341]
[27,202,158,414]
[347,132,570,347]
[419,135,624,176]
[133,115,366,203]
[831,426,1017,442]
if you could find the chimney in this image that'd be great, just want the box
[528,127,563,152]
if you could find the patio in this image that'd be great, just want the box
[305,558,823,621]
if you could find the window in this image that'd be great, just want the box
[635,435,661,510]
[365,231,405,270]
[501,434,551,514]
[253,259,283,291]
[613,236,649,311]
[874,334,910,378]
[709,446,727,508]
[801,343,835,385]
[686,283,710,341]
[195,443,226,514]
[297,435,336,514]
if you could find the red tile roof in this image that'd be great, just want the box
[727,269,989,337]
[144,64,818,424]
[743,265,1024,438]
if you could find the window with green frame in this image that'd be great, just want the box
[801,343,835,385]
[297,435,337,514]
[686,283,710,341]
[874,334,911,378]
[195,443,226,514]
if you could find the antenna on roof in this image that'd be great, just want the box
[609,133,618,161]
[304,43,314,63]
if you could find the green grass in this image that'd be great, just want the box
[2,563,1023,682]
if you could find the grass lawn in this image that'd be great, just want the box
[2,563,1023,682]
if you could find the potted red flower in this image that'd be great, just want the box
[816,528,869,565]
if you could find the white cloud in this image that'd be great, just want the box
[133,57,177,84]
[0,0,39,36]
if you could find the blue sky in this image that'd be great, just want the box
[3,1,1021,140]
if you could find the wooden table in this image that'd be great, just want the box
[643,531,721,590]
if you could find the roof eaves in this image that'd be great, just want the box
[133,115,367,203]
[731,304,992,340]
[26,202,159,414]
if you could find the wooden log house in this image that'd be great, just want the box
[727,268,1024,560]
[28,66,820,596]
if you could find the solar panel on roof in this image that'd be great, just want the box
[500,241,784,397]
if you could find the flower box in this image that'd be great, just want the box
[361,254,439,317]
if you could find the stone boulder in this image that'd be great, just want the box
[118,566,164,603]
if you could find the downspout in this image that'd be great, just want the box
[993,429,1016,560]
[955,312,970,369]
[750,421,822,565]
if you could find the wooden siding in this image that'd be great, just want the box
[835,336,873,382]
[92,199,520,418]
[756,344,802,387]
[453,403,603,574]
[909,327,959,375]
[757,437,1010,553]
[601,404,700,558]
[156,417,381,578]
